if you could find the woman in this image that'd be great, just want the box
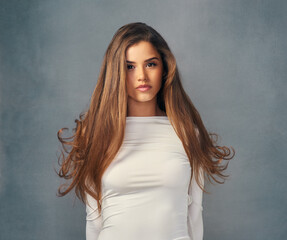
[57,22,235,240]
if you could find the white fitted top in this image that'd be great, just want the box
[86,116,204,240]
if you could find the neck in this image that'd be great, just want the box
[127,98,166,117]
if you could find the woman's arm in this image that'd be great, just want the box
[86,192,102,240]
[187,166,204,240]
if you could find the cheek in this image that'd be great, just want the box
[126,73,134,85]
[153,71,163,88]
[126,76,134,95]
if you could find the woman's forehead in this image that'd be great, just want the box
[125,41,160,61]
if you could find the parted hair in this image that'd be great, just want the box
[57,22,235,214]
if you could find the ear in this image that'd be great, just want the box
[162,70,167,78]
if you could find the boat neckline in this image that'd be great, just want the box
[126,116,169,121]
[126,116,168,118]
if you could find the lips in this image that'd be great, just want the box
[136,84,152,92]
[136,84,151,89]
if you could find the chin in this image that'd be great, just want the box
[137,95,157,102]
[128,92,158,103]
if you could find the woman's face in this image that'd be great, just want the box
[125,41,163,106]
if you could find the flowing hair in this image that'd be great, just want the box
[56,22,235,214]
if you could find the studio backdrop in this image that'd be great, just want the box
[0,1,286,240]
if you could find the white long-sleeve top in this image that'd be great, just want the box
[86,116,204,240]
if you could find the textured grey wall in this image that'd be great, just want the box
[0,0,286,240]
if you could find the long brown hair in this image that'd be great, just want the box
[56,22,235,214]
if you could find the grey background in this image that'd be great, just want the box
[0,0,286,240]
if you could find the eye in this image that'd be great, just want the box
[147,62,157,68]
[127,64,134,70]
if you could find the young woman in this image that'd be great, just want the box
[57,22,235,240]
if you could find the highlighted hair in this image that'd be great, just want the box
[56,22,235,214]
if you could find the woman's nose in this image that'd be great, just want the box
[137,66,147,81]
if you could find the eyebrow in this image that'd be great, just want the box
[126,57,160,64]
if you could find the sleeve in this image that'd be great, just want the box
[187,166,204,240]
[86,192,102,240]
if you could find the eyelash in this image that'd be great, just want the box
[127,62,157,70]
